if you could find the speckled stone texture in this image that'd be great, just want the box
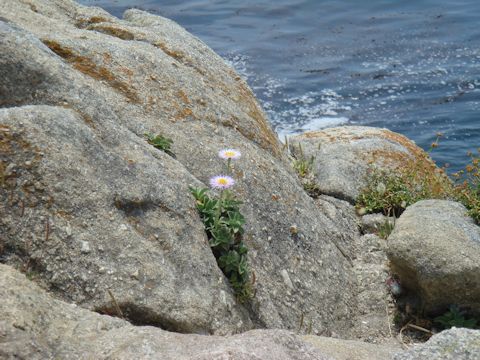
[393,328,480,360]
[387,200,480,314]
[289,126,434,203]
[0,264,333,360]
[0,0,357,336]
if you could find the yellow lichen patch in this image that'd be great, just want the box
[77,111,96,129]
[153,41,186,61]
[153,41,207,76]
[176,90,191,105]
[375,129,426,159]
[87,24,136,41]
[42,40,140,103]
[174,108,195,121]
[103,52,112,64]
[58,103,97,129]
[55,210,73,220]
[75,16,111,29]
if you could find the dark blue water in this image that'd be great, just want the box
[79,0,480,172]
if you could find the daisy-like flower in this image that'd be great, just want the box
[218,149,241,160]
[210,175,235,189]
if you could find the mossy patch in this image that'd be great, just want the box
[42,39,140,103]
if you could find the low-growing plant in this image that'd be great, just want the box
[434,305,478,330]
[452,149,480,224]
[357,135,480,225]
[293,155,314,179]
[378,218,395,239]
[190,149,252,302]
[291,143,321,198]
[145,132,174,157]
[356,134,453,216]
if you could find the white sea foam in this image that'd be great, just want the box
[276,116,349,141]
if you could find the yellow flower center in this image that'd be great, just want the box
[225,151,235,157]
[218,178,228,185]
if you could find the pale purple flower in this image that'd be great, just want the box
[210,175,235,189]
[218,149,241,160]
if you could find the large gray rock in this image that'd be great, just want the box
[0,0,356,335]
[387,200,480,314]
[304,335,401,360]
[0,263,333,359]
[0,104,251,335]
[289,126,432,203]
[393,328,480,360]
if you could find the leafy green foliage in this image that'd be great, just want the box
[378,219,395,239]
[452,149,480,224]
[291,143,321,198]
[434,306,478,329]
[357,145,480,225]
[356,168,425,216]
[145,133,174,157]
[293,156,314,178]
[190,187,252,302]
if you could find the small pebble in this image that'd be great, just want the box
[80,241,91,254]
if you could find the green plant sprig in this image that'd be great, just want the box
[145,133,174,157]
[434,305,478,330]
[356,134,454,216]
[291,143,321,198]
[452,149,480,223]
[190,187,252,302]
[189,148,252,302]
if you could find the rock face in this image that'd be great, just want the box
[1,104,251,335]
[393,328,480,360]
[387,200,480,314]
[304,335,401,360]
[289,126,431,203]
[0,0,356,336]
[0,263,332,360]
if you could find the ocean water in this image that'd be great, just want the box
[79,0,480,172]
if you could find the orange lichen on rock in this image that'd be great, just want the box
[75,16,111,29]
[174,108,194,121]
[176,90,191,105]
[87,24,136,41]
[235,81,281,156]
[153,41,206,76]
[154,41,186,61]
[42,40,140,103]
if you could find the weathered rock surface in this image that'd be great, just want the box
[387,200,480,314]
[289,126,432,203]
[393,328,480,360]
[360,213,395,236]
[304,335,401,360]
[0,104,251,335]
[351,234,395,342]
[0,263,333,359]
[0,0,356,335]
[313,197,397,343]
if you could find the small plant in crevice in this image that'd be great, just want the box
[452,149,480,224]
[434,305,478,330]
[356,133,453,216]
[145,132,174,157]
[190,149,252,302]
[291,143,321,198]
[378,218,395,239]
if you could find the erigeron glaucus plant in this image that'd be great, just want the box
[190,149,252,302]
